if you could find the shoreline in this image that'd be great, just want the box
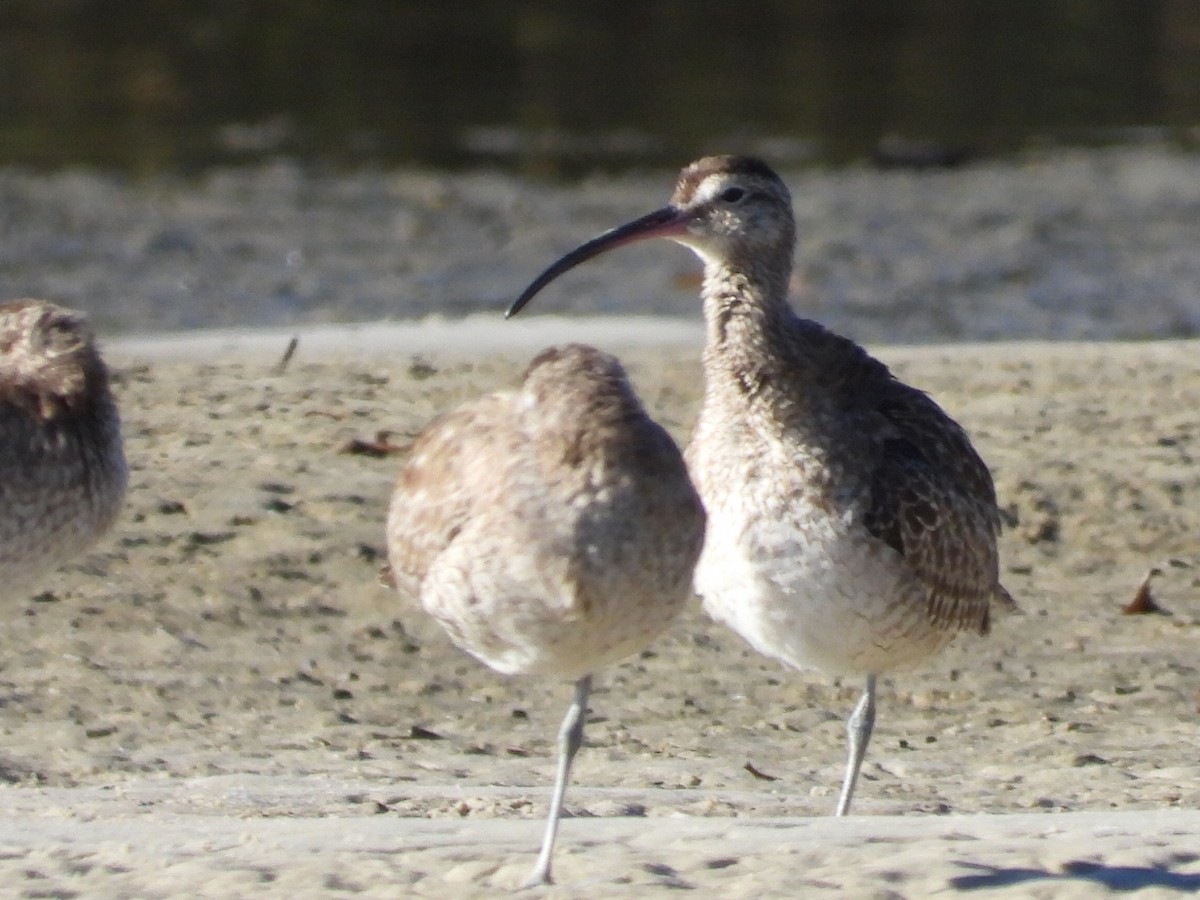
[105,315,705,363]
[105,314,1200,362]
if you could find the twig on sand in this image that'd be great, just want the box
[274,335,300,374]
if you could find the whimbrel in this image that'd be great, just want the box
[508,156,1014,815]
[0,299,127,601]
[386,343,705,885]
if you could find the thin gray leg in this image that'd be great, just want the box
[834,673,876,816]
[521,674,592,888]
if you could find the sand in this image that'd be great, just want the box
[0,321,1197,896]
[4,144,1200,343]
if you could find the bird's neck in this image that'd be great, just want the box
[699,258,798,386]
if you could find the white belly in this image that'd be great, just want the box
[695,497,953,676]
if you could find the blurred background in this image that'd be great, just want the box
[2,0,1199,177]
[2,0,1200,339]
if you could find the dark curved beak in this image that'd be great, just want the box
[506,205,690,319]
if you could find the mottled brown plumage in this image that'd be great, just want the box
[0,299,127,600]
[509,156,1014,816]
[386,343,704,886]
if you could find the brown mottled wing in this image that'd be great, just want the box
[863,387,1008,634]
[385,393,512,598]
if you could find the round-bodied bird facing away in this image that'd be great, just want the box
[0,299,127,601]
[508,156,1015,816]
[385,343,705,886]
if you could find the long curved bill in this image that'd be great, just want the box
[506,206,690,319]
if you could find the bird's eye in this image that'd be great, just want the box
[41,320,81,353]
[719,187,746,203]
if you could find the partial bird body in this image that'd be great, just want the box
[0,299,126,599]
[687,314,1010,677]
[388,344,703,679]
[386,342,705,884]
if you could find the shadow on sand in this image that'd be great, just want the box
[951,854,1200,892]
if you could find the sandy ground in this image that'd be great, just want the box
[3,145,1200,342]
[0,322,1197,896]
